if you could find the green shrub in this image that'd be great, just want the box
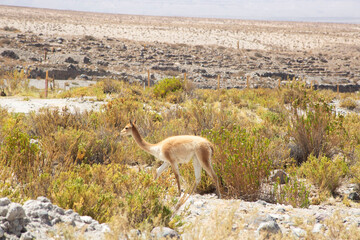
[153,77,183,98]
[50,164,175,226]
[0,117,42,183]
[273,172,310,208]
[204,126,273,200]
[300,155,348,195]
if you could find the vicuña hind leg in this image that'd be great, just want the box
[192,157,202,194]
[170,162,182,196]
[195,144,221,198]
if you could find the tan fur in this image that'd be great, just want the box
[121,120,221,198]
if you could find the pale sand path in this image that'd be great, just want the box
[0,97,106,113]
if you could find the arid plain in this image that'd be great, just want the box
[1,5,360,90]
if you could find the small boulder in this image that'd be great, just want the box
[0,197,11,206]
[0,207,8,217]
[80,216,93,224]
[37,196,51,203]
[6,203,25,221]
[20,231,34,240]
[83,56,91,64]
[291,226,306,238]
[349,192,360,201]
[65,57,78,64]
[256,221,281,237]
[312,223,325,233]
[151,227,180,239]
[270,169,288,184]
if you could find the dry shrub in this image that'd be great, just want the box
[187,100,237,135]
[182,206,243,240]
[3,69,30,95]
[340,97,358,110]
[286,83,345,164]
[102,79,122,94]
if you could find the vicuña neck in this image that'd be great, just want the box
[131,126,154,153]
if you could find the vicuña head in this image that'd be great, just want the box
[121,119,221,198]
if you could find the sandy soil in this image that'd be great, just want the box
[1,5,359,52]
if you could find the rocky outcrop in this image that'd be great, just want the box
[0,197,110,240]
[28,65,110,80]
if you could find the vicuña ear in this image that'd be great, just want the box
[129,119,133,126]
[133,119,137,124]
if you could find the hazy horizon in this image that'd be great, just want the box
[1,0,360,23]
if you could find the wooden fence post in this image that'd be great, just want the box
[217,75,220,90]
[45,70,48,98]
[147,69,150,87]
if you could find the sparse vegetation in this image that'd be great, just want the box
[2,71,360,235]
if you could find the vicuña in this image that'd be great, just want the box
[120,120,221,198]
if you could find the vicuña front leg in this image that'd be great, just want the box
[155,162,170,179]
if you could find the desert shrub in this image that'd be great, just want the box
[3,70,30,95]
[3,26,18,32]
[273,171,310,208]
[104,97,143,129]
[300,155,348,195]
[0,116,43,183]
[287,84,345,164]
[340,97,358,110]
[102,79,122,94]
[204,126,273,199]
[187,100,237,135]
[83,35,96,41]
[153,77,183,98]
[50,164,175,225]
[349,156,360,190]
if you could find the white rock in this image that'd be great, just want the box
[0,206,8,217]
[80,215,94,224]
[268,214,285,221]
[194,201,205,208]
[20,231,34,240]
[37,196,51,203]
[291,226,306,238]
[151,227,180,239]
[0,227,4,238]
[101,223,111,233]
[256,221,281,236]
[0,198,11,207]
[6,203,26,221]
[312,223,325,233]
